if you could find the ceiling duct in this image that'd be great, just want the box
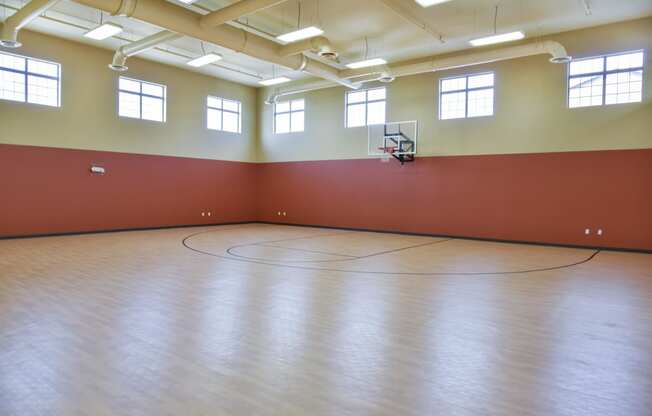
[0,0,60,48]
[265,40,571,103]
[71,0,357,88]
[109,30,183,71]
[339,40,572,79]
[277,36,338,59]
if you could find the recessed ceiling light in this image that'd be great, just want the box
[83,22,123,40]
[469,31,525,47]
[345,58,387,69]
[276,26,324,43]
[187,52,223,67]
[415,0,453,7]
[259,77,292,86]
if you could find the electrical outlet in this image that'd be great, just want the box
[585,228,590,235]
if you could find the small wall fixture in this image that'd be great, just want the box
[90,166,106,175]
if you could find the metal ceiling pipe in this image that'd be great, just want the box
[265,71,391,104]
[0,0,60,48]
[265,40,571,103]
[109,30,183,71]
[200,0,288,29]
[72,0,355,88]
[340,40,572,79]
[277,36,337,59]
[303,58,360,89]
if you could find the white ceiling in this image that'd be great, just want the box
[1,0,651,86]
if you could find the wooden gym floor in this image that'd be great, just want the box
[1,223,651,415]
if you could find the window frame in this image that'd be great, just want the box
[344,86,387,128]
[0,50,61,108]
[274,98,305,134]
[566,49,645,109]
[117,76,167,123]
[438,71,495,120]
[206,95,242,134]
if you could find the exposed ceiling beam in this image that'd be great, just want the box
[200,0,289,29]
[377,0,446,43]
[71,0,356,88]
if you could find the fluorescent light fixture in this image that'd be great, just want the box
[345,58,387,69]
[415,0,452,7]
[276,26,324,43]
[187,52,223,67]
[177,0,197,4]
[83,22,123,40]
[259,77,292,86]
[469,31,525,47]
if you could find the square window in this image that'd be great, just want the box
[345,87,386,128]
[118,77,166,122]
[0,51,60,107]
[207,95,241,133]
[274,98,304,134]
[439,73,494,119]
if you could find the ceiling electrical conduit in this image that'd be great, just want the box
[109,30,183,71]
[70,0,357,88]
[199,0,289,29]
[266,72,390,104]
[265,40,571,103]
[0,0,60,48]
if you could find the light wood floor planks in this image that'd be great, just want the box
[1,223,651,416]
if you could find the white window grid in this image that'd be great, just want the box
[274,99,304,134]
[568,50,645,108]
[345,87,386,128]
[207,96,242,133]
[0,51,61,107]
[118,76,166,122]
[438,72,495,120]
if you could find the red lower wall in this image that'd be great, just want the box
[2,144,651,250]
[0,144,257,237]
[257,149,652,251]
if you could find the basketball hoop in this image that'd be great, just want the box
[368,120,418,165]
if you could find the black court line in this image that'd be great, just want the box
[227,237,454,264]
[182,227,601,276]
[255,243,359,258]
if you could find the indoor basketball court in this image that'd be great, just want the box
[1,0,651,415]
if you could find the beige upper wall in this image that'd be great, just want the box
[0,30,257,162]
[2,19,651,164]
[257,18,652,163]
